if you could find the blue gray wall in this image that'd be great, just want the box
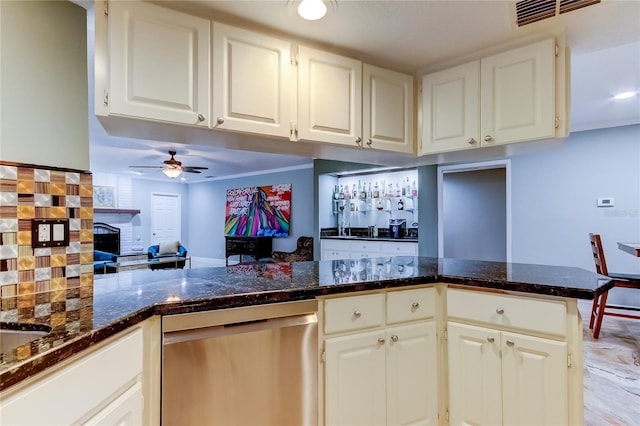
[186,167,315,260]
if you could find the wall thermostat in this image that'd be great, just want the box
[32,219,69,248]
[597,197,615,207]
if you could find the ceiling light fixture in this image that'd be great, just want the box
[298,0,327,20]
[162,167,183,178]
[613,91,637,100]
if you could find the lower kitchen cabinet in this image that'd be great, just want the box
[0,321,159,425]
[321,238,418,260]
[448,322,568,426]
[447,288,574,426]
[321,287,438,425]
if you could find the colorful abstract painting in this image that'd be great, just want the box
[225,183,291,237]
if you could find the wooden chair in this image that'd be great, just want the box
[588,233,640,338]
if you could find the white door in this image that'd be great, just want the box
[151,193,181,245]
[109,1,210,126]
[325,330,387,426]
[212,23,292,137]
[501,331,568,426]
[298,46,362,146]
[447,322,503,426]
[363,64,414,154]
[386,322,438,426]
[421,61,480,154]
[438,160,511,262]
[481,38,555,145]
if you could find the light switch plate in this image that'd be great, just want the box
[32,219,69,248]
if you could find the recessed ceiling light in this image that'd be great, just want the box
[613,91,637,100]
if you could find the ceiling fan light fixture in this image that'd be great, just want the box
[162,167,183,178]
[298,0,327,20]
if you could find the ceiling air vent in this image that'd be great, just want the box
[515,0,601,27]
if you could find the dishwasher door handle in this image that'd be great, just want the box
[163,312,317,346]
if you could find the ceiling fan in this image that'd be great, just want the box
[129,150,208,178]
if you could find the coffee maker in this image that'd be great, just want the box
[388,219,407,239]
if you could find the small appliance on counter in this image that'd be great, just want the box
[389,219,407,239]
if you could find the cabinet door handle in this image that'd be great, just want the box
[506,340,515,347]
[366,138,373,146]
[197,113,206,122]
[467,137,476,145]
[487,336,495,343]
[353,310,362,319]
[391,335,399,343]
[484,135,493,142]
[216,117,225,125]
[411,302,420,310]
[496,307,504,315]
[355,137,362,146]
[378,337,386,345]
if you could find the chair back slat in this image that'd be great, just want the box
[589,233,609,276]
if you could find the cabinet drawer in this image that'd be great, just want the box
[379,242,418,256]
[324,293,384,334]
[447,289,567,336]
[387,287,436,324]
[350,241,380,253]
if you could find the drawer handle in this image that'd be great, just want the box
[487,336,495,343]
[506,340,515,347]
[496,307,504,315]
[391,335,399,343]
[411,302,420,310]
[353,311,362,319]
[378,337,386,345]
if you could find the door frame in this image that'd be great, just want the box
[150,192,182,245]
[437,159,512,262]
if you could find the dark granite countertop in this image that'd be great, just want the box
[0,257,611,391]
[321,236,419,243]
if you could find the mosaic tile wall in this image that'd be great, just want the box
[0,164,94,334]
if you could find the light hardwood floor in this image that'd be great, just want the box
[579,300,640,425]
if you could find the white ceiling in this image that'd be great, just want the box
[86,0,640,182]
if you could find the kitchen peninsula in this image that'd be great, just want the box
[0,258,611,425]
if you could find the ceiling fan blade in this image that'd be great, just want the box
[129,165,162,169]
[183,169,202,174]
[183,166,208,171]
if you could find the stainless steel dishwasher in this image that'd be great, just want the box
[161,300,318,426]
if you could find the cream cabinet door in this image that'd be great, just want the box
[108,1,210,126]
[501,331,568,426]
[325,330,387,426]
[480,38,555,146]
[212,23,292,138]
[420,61,480,154]
[447,322,503,426]
[83,383,143,426]
[298,46,362,146]
[386,322,438,426]
[363,65,414,154]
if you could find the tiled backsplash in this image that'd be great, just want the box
[0,164,94,336]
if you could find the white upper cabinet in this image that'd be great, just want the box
[363,65,414,154]
[421,37,561,155]
[481,37,555,145]
[212,23,293,138]
[298,46,363,147]
[421,61,480,154]
[107,1,210,126]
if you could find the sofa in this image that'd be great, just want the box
[147,242,188,270]
[94,250,118,274]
